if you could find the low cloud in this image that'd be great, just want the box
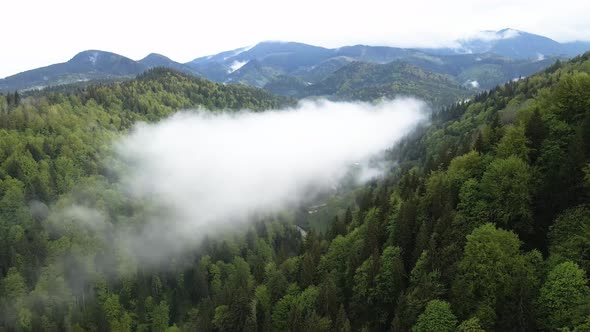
[466,28,521,42]
[228,60,248,73]
[109,98,427,264]
[465,80,480,89]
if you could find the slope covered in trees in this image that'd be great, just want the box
[0,50,590,332]
[0,68,294,331]
[265,61,471,106]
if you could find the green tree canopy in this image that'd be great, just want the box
[536,261,590,330]
[412,300,458,332]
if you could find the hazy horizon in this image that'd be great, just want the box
[1,0,589,78]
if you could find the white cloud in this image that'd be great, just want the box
[110,98,427,264]
[466,80,480,88]
[228,45,256,59]
[228,60,248,73]
[89,52,98,65]
[465,28,521,42]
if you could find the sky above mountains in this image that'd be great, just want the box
[1,0,589,78]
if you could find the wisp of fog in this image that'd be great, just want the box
[108,98,427,264]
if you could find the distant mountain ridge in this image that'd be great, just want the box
[1,29,589,101]
[264,61,472,106]
[422,28,590,59]
[0,50,198,92]
[138,53,196,75]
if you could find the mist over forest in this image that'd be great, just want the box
[1,6,590,331]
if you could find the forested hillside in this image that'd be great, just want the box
[1,48,590,332]
[296,61,470,105]
[0,68,291,330]
[0,68,290,202]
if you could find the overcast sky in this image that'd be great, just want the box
[1,0,589,78]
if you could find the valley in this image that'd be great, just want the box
[1,10,590,331]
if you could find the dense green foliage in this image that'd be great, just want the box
[1,49,590,332]
[266,61,471,106]
[0,68,292,331]
[411,300,457,332]
[274,53,559,101]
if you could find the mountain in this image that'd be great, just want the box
[0,51,200,93]
[225,59,284,87]
[138,53,198,75]
[186,35,574,93]
[463,28,562,58]
[423,28,589,59]
[0,50,147,92]
[263,75,310,97]
[266,61,471,105]
[400,52,561,90]
[314,61,469,104]
[186,42,335,87]
[188,41,333,72]
[264,52,562,103]
[562,41,590,55]
[291,56,356,83]
[334,45,416,62]
[2,30,588,94]
[188,42,436,85]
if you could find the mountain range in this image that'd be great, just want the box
[423,28,590,59]
[1,28,589,104]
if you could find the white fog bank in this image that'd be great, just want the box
[113,98,427,263]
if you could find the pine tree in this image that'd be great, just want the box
[334,305,351,332]
[524,108,546,163]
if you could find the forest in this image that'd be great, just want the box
[0,51,590,332]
